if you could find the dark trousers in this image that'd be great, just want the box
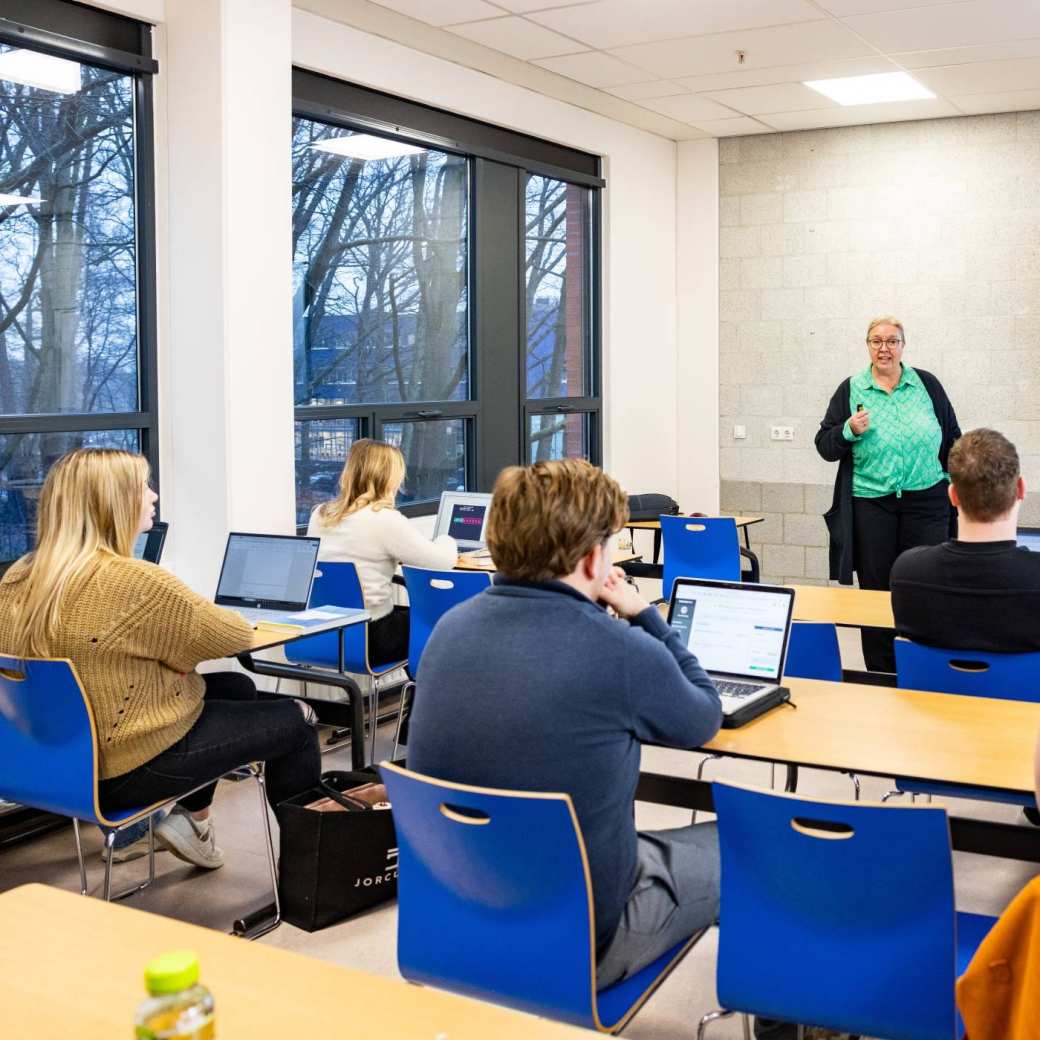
[99,672,320,819]
[368,606,410,668]
[853,481,950,672]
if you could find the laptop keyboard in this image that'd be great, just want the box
[715,679,767,699]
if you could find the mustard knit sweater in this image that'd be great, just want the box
[0,553,255,779]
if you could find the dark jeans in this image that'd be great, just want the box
[99,672,320,819]
[853,480,950,672]
[368,606,409,668]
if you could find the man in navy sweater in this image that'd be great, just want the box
[408,459,723,987]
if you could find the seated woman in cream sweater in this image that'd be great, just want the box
[307,439,457,667]
[0,448,319,869]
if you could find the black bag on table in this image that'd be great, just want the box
[626,493,680,522]
[278,768,397,931]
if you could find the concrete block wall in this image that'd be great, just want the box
[718,111,1040,583]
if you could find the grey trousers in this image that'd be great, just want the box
[596,822,720,989]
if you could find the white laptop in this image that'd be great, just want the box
[433,491,493,551]
[667,577,795,727]
[214,532,322,627]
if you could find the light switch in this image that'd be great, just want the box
[733,424,747,440]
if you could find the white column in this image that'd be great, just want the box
[156,0,293,594]
[676,139,721,513]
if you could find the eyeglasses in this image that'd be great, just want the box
[867,338,903,349]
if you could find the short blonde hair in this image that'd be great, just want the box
[486,459,628,582]
[317,438,405,527]
[3,448,150,656]
[866,316,905,342]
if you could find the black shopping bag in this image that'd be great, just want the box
[278,768,398,931]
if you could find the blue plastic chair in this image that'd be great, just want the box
[393,567,491,755]
[784,622,842,683]
[700,782,996,1040]
[890,639,1040,806]
[660,515,740,600]
[285,560,407,762]
[380,762,704,1034]
[0,654,278,923]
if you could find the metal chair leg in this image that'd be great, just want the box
[251,764,281,938]
[392,681,413,760]
[697,1008,740,1040]
[72,818,88,895]
[692,753,722,824]
[845,771,861,801]
[742,1014,751,1040]
[102,829,116,901]
[881,789,905,802]
[369,677,381,766]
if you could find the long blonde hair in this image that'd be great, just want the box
[315,439,405,527]
[4,448,149,657]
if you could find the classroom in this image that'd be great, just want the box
[2,1,1040,1037]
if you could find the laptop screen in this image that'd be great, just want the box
[433,491,493,549]
[132,521,168,564]
[668,579,794,682]
[1017,527,1040,552]
[215,533,320,610]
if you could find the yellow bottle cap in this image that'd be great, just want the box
[144,950,200,995]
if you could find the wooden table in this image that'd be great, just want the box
[638,677,1040,863]
[455,548,641,572]
[0,884,598,1040]
[787,583,894,629]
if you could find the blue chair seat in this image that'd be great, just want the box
[595,937,694,1026]
[896,778,1035,807]
[660,515,740,601]
[957,912,996,977]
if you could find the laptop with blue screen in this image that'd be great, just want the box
[667,577,795,727]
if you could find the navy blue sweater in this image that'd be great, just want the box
[407,578,723,950]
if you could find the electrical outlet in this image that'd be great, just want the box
[770,426,794,442]
[733,424,747,440]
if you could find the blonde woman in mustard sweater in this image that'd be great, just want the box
[0,448,319,869]
[307,439,457,666]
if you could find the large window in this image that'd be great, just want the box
[0,3,157,560]
[292,72,602,522]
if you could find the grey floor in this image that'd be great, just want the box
[2,635,1037,1039]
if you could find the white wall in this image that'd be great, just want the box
[291,8,681,500]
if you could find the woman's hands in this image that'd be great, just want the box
[849,408,871,436]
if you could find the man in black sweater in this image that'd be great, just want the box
[891,428,1040,652]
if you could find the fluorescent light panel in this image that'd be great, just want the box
[0,50,80,94]
[804,71,934,106]
[0,193,43,206]
[310,134,425,161]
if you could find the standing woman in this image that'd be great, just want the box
[816,317,961,672]
[308,439,458,667]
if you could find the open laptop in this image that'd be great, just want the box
[133,520,168,564]
[433,490,493,551]
[667,577,795,727]
[214,532,321,627]
[1017,527,1040,552]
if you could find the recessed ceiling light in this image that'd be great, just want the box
[310,134,425,161]
[804,71,935,106]
[0,50,80,94]
[0,193,43,206]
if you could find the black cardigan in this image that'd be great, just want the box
[814,368,961,585]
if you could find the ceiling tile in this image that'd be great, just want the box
[813,0,957,14]
[895,39,1040,70]
[689,115,775,136]
[609,20,874,80]
[533,50,648,86]
[490,0,599,11]
[605,80,691,101]
[638,93,744,121]
[527,0,821,52]
[842,0,1040,54]
[704,82,842,115]
[953,88,1040,114]
[675,56,898,93]
[369,0,503,24]
[447,15,585,59]
[759,97,959,131]
[914,57,1040,95]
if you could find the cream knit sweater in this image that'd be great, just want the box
[0,553,254,779]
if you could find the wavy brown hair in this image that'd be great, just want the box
[486,459,628,581]
[949,428,1020,522]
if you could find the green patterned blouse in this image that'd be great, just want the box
[843,364,945,498]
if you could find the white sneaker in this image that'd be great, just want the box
[156,806,225,869]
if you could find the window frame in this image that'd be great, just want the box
[0,0,160,504]
[292,71,603,522]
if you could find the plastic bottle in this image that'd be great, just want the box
[134,950,215,1039]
